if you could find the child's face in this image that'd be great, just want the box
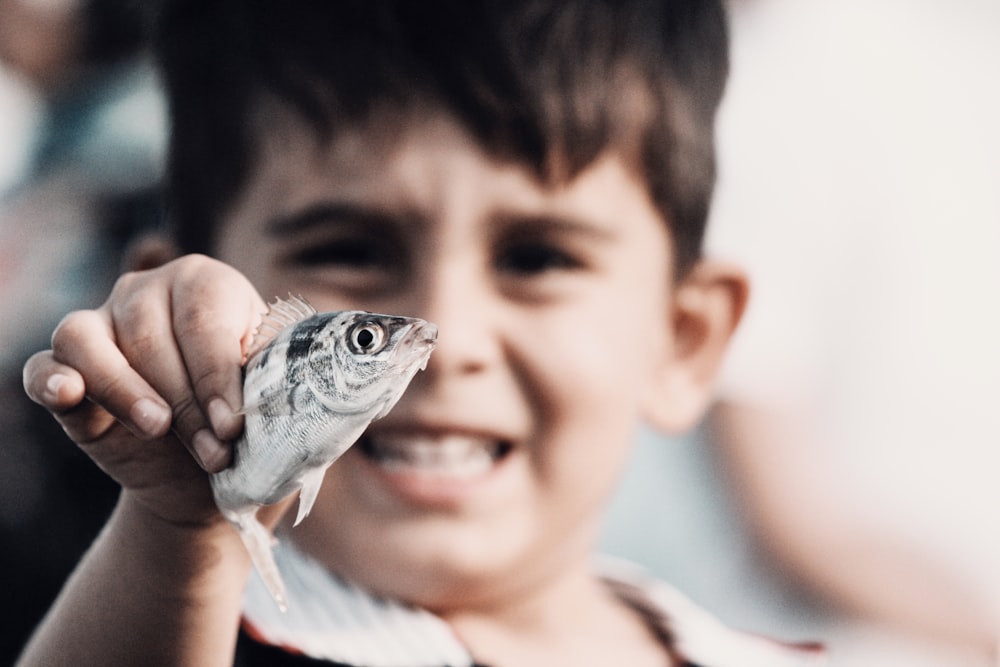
[218,110,685,609]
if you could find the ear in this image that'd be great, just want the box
[121,231,181,272]
[641,260,749,434]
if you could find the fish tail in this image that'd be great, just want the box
[230,511,289,612]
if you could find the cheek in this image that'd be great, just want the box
[528,292,669,423]
[518,332,643,540]
[518,305,661,468]
[532,307,671,526]
[555,344,646,453]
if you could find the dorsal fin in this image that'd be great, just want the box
[245,294,317,361]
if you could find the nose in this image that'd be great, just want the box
[406,255,499,378]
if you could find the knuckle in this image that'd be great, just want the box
[173,254,227,293]
[51,310,102,356]
[173,258,241,334]
[110,267,141,293]
[175,253,216,275]
[112,311,164,360]
[106,277,171,356]
[107,268,152,308]
[110,277,156,323]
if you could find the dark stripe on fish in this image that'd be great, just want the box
[286,319,330,376]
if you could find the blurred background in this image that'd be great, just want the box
[1,0,997,664]
[0,0,164,661]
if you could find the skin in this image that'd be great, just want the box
[20,111,746,666]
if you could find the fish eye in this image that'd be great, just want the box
[348,321,386,354]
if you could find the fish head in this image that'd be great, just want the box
[304,311,437,416]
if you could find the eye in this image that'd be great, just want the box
[290,237,387,269]
[348,321,387,355]
[495,241,581,276]
[279,234,408,297]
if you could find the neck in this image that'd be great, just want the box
[442,559,674,667]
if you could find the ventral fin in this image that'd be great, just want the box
[245,294,317,362]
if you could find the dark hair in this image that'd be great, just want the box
[154,0,729,276]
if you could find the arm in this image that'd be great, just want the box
[18,494,250,666]
[18,255,274,666]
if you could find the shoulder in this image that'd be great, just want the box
[598,557,828,667]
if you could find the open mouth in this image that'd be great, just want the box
[359,433,513,479]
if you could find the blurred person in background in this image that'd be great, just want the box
[0,0,165,371]
[0,0,164,662]
[606,0,998,664]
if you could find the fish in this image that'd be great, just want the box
[210,295,437,611]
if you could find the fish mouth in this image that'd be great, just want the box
[402,320,437,343]
[393,321,438,369]
[359,432,513,478]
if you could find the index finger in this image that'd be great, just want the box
[169,258,267,440]
[49,309,173,440]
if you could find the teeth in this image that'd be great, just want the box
[364,434,503,477]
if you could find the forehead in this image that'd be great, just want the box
[226,103,668,238]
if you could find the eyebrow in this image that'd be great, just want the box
[266,202,399,236]
[267,202,618,241]
[492,211,618,242]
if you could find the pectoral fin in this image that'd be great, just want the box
[294,466,328,527]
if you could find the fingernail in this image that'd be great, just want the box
[207,397,237,438]
[130,398,171,437]
[192,428,230,472]
[45,373,68,402]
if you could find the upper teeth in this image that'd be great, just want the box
[366,434,502,476]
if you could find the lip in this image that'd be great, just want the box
[355,428,516,510]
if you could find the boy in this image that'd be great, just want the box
[20,1,824,665]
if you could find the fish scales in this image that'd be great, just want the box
[210,296,437,611]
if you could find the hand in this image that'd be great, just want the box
[22,255,268,526]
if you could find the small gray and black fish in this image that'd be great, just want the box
[210,296,437,611]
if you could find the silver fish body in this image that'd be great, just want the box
[210,297,436,610]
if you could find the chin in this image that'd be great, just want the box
[346,545,510,611]
[301,511,539,612]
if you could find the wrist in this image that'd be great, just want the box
[112,492,252,603]
[16,491,252,666]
